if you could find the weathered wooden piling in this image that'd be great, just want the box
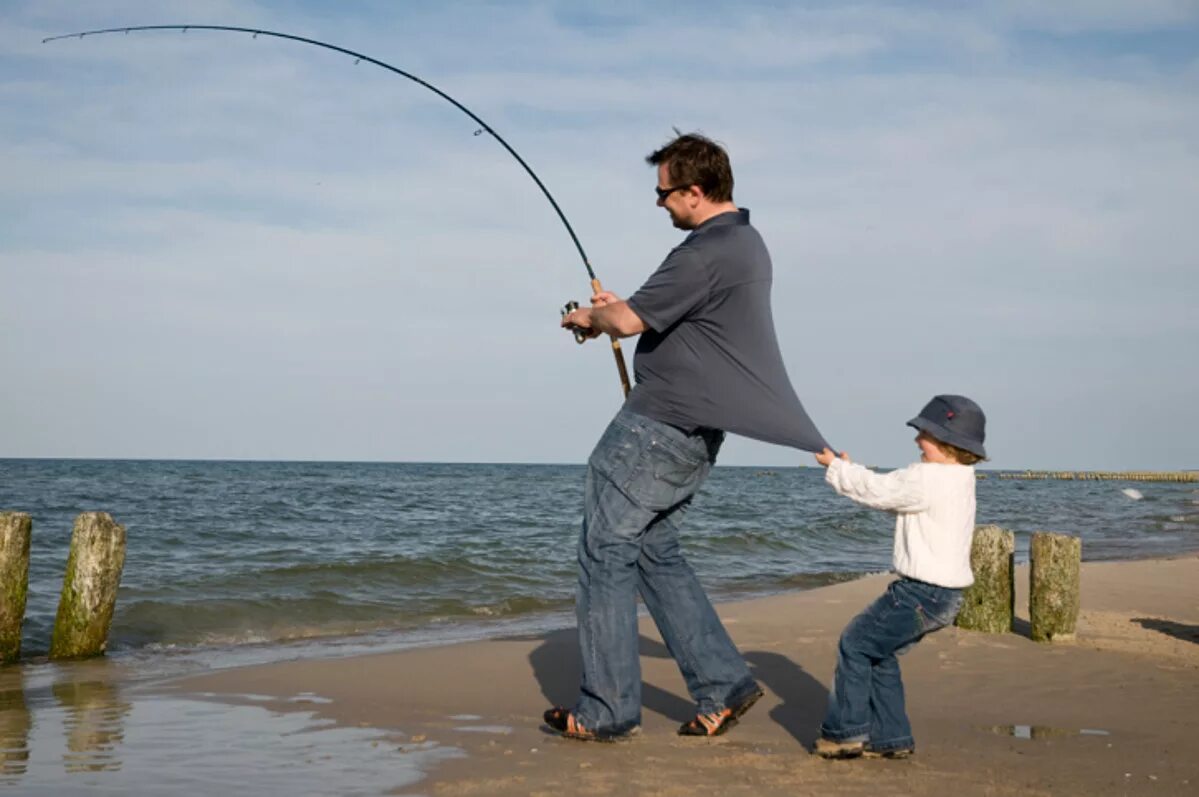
[0,513,32,665]
[49,513,127,660]
[1029,531,1081,642]
[955,525,1015,633]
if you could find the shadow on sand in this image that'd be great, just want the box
[527,628,828,745]
[1133,617,1199,645]
[744,650,827,749]
[1010,616,1034,639]
[526,629,694,724]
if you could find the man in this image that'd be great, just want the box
[548,133,830,741]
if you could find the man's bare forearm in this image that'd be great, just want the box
[589,301,648,338]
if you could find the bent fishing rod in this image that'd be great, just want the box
[43,24,632,397]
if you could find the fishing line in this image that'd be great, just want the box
[44,24,632,396]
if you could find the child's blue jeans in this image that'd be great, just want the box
[820,577,963,753]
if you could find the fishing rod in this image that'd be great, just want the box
[43,24,632,397]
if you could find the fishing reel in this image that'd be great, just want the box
[561,300,587,344]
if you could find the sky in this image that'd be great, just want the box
[1,0,1197,469]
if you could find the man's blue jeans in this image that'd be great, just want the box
[820,578,963,753]
[573,407,759,735]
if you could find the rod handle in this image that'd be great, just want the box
[591,279,631,398]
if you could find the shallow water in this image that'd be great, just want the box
[0,664,461,796]
[983,724,1111,740]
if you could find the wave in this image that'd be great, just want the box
[719,569,867,595]
[13,590,576,656]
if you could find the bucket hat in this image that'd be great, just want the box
[907,395,986,459]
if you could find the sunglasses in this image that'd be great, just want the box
[654,184,690,201]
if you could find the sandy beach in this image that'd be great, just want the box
[174,556,1199,796]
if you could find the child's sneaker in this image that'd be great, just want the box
[863,746,914,759]
[813,737,865,759]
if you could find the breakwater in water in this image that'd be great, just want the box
[998,471,1197,482]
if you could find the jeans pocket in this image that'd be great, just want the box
[939,594,965,625]
[915,592,962,632]
[588,415,641,478]
[625,434,706,511]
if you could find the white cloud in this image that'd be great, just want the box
[2,0,1197,468]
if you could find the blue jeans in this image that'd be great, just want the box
[820,578,963,752]
[573,407,759,734]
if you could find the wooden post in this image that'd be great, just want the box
[0,513,32,665]
[955,525,1015,633]
[50,513,127,660]
[1029,531,1081,642]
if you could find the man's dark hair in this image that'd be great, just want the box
[645,132,734,203]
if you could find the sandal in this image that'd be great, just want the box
[677,686,764,737]
[542,706,635,743]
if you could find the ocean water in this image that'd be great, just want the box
[1,459,1198,794]
[2,459,1197,666]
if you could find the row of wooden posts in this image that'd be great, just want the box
[1,511,1080,664]
[997,470,1196,483]
[0,511,127,664]
[956,525,1080,641]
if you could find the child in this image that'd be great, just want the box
[812,394,987,760]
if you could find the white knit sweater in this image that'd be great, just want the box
[826,459,977,588]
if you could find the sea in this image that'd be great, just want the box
[1,458,1197,794]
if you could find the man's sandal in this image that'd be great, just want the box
[542,706,636,743]
[677,687,765,737]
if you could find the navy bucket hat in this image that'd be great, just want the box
[907,395,987,459]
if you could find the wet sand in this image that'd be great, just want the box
[175,556,1199,796]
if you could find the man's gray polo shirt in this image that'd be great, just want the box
[625,209,829,452]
